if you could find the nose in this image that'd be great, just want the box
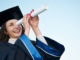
[15,23,21,29]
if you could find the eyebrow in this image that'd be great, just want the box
[9,22,14,26]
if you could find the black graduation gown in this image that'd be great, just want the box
[0,34,65,60]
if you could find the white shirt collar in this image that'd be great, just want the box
[8,38,17,44]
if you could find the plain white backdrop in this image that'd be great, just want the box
[0,0,80,60]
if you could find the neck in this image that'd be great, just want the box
[10,38,18,40]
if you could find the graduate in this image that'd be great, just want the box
[0,6,65,60]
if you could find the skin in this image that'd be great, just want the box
[5,15,42,39]
[5,19,22,39]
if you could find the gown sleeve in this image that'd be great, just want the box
[36,36,65,58]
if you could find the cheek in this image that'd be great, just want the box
[6,27,14,34]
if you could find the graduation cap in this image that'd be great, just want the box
[0,6,23,27]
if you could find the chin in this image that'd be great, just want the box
[14,35,20,38]
[13,33,22,38]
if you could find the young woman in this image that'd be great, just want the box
[0,6,65,60]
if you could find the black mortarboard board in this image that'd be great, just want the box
[0,6,23,27]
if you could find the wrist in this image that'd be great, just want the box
[32,27,42,37]
[32,26,38,30]
[31,26,38,29]
[24,29,30,37]
[24,31,29,37]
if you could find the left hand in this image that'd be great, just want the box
[29,16,42,37]
[22,15,31,36]
[29,16,39,29]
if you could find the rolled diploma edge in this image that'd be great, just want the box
[16,5,48,25]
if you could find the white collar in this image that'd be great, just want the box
[8,38,17,44]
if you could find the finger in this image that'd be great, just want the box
[36,15,39,18]
[22,16,27,24]
[26,15,31,21]
[23,15,27,23]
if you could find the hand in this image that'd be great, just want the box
[22,15,30,36]
[29,16,42,37]
[29,16,39,29]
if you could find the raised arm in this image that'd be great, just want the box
[29,16,48,45]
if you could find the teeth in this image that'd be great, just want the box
[14,30,20,33]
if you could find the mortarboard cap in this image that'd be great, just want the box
[0,6,23,27]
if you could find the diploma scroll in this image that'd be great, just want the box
[16,5,48,25]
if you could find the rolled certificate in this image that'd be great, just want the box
[16,5,48,25]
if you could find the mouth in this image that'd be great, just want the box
[13,29,21,34]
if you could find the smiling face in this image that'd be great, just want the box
[5,19,22,39]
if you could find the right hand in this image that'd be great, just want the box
[22,15,31,36]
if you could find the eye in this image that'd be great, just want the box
[9,23,14,26]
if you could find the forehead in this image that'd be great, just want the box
[6,19,18,24]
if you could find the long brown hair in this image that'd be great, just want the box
[0,23,9,42]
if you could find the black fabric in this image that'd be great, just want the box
[43,36,65,55]
[0,37,65,60]
[0,6,23,26]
